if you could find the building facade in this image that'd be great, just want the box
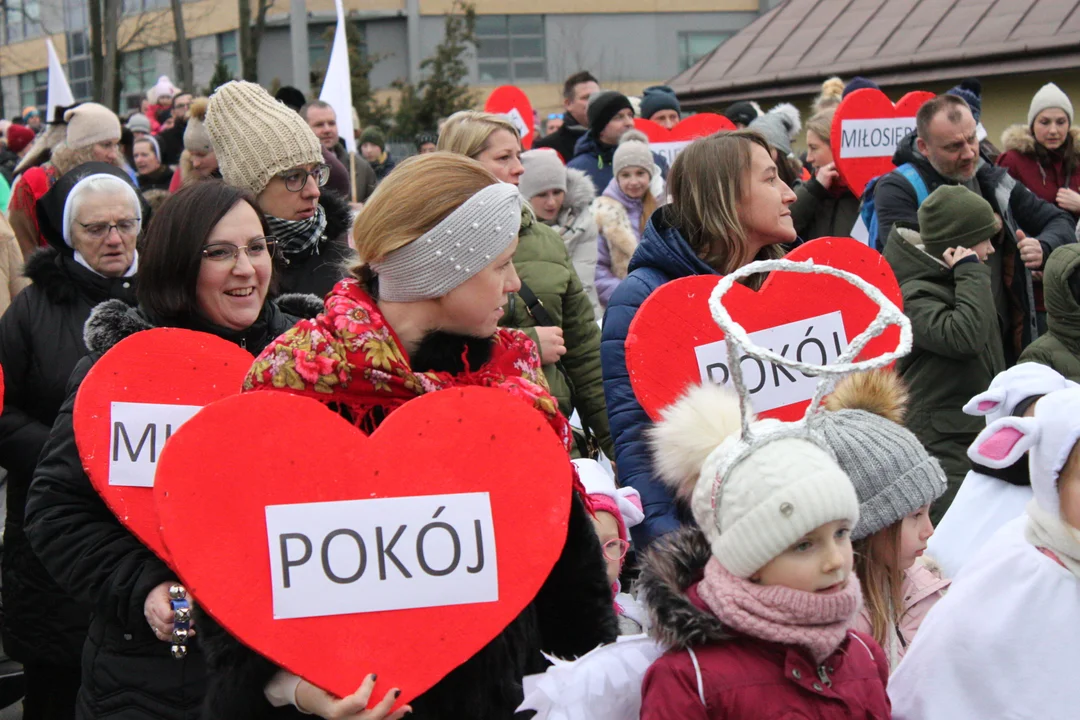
[0,0,770,120]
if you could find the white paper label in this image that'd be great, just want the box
[504,107,530,140]
[650,140,691,167]
[265,492,498,620]
[109,401,203,487]
[694,311,848,413]
[838,117,918,159]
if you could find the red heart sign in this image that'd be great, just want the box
[635,114,736,167]
[154,387,571,704]
[626,237,903,421]
[73,328,252,561]
[831,89,936,196]
[485,85,536,149]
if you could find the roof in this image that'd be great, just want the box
[670,0,1080,107]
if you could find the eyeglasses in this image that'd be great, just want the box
[602,538,631,562]
[277,164,330,192]
[201,237,278,262]
[78,218,140,240]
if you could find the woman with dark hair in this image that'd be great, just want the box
[0,161,140,720]
[23,181,323,719]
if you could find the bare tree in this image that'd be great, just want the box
[238,0,271,83]
[169,0,193,91]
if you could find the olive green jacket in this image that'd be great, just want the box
[884,226,1006,487]
[501,210,613,458]
[1019,244,1080,382]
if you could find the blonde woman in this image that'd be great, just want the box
[790,108,861,240]
[200,152,617,719]
[600,130,798,549]
[438,110,614,459]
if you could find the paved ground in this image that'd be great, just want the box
[0,702,19,719]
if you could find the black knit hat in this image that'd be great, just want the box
[586,90,633,137]
[723,101,759,127]
[275,86,307,113]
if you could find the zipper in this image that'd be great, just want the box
[817,664,832,688]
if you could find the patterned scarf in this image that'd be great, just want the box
[696,557,863,664]
[245,278,573,452]
[266,205,328,257]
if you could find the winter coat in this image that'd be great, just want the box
[883,226,1006,501]
[0,246,137,671]
[501,210,613,458]
[0,148,19,185]
[639,528,892,719]
[8,162,60,256]
[369,151,396,182]
[853,559,950,671]
[23,292,321,720]
[532,118,588,164]
[277,190,355,298]
[997,125,1080,217]
[566,132,669,197]
[156,118,185,167]
[873,132,1076,358]
[791,177,860,241]
[330,140,378,203]
[601,206,720,548]
[198,327,619,720]
[136,165,174,192]
[1019,243,1080,380]
[593,178,645,308]
[0,215,28,315]
[547,167,601,319]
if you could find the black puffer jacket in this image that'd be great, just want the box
[23,293,322,720]
[0,246,137,669]
[278,190,355,298]
[198,331,619,720]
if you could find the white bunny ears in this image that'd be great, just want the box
[964,363,1079,425]
[573,459,645,530]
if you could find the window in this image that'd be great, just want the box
[64,0,87,32]
[677,31,731,72]
[123,0,169,13]
[5,0,42,43]
[18,69,48,111]
[67,31,93,102]
[121,46,161,110]
[476,14,545,83]
[216,31,239,78]
[308,24,333,81]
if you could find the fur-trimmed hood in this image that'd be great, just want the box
[639,526,731,651]
[24,246,136,306]
[319,189,353,246]
[1001,123,1080,159]
[83,293,323,357]
[561,167,597,218]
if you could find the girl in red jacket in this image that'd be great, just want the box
[638,383,892,719]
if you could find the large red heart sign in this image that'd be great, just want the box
[626,237,903,421]
[485,85,535,149]
[154,387,571,704]
[73,328,253,561]
[635,113,736,167]
[831,88,936,196]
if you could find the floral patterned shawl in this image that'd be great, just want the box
[245,278,573,451]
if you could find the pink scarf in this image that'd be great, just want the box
[696,557,863,664]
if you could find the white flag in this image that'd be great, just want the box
[46,38,75,119]
[318,0,355,155]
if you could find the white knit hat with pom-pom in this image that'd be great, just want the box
[650,384,859,578]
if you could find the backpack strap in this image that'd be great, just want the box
[517,282,555,327]
[895,163,930,206]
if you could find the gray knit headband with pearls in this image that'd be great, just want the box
[370,182,523,302]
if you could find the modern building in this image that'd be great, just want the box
[0,0,781,120]
[669,0,1080,150]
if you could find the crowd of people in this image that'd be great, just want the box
[0,63,1076,720]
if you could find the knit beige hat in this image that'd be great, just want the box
[63,103,121,150]
[183,97,212,153]
[205,80,323,195]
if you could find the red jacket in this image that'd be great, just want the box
[638,528,891,719]
[997,124,1080,214]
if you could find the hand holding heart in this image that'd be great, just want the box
[1016,230,1044,269]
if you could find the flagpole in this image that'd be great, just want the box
[350,153,357,204]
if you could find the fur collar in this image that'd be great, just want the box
[24,247,74,304]
[1001,124,1080,160]
[561,168,597,217]
[592,195,639,280]
[639,526,732,651]
[319,189,353,245]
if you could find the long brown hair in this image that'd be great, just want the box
[854,523,905,650]
[665,129,784,280]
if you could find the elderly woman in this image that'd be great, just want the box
[8,103,123,259]
[198,152,616,719]
[438,111,614,460]
[132,137,174,192]
[205,80,352,297]
[0,162,141,719]
[23,181,323,719]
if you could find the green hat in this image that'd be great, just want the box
[359,126,386,150]
[917,185,998,258]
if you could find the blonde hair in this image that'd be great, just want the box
[50,142,103,175]
[348,152,500,286]
[665,129,783,277]
[806,108,835,148]
[437,110,521,159]
[813,76,845,115]
[854,523,905,651]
